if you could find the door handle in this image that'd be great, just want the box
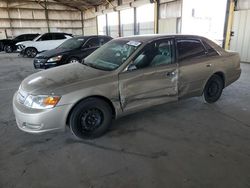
[166,71,176,77]
[206,64,212,67]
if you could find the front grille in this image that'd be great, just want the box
[17,45,25,50]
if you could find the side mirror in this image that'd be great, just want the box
[127,64,137,71]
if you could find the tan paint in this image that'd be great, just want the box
[13,35,241,133]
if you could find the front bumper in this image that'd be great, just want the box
[17,45,25,53]
[13,92,73,134]
[33,58,59,69]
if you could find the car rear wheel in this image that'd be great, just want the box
[203,74,224,103]
[26,47,37,58]
[69,98,112,139]
[68,57,80,64]
[4,45,13,53]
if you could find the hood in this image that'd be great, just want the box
[16,41,33,46]
[21,62,109,95]
[36,47,71,59]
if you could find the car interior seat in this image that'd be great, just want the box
[150,43,172,66]
[134,54,148,69]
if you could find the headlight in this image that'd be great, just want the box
[47,55,62,62]
[24,95,61,109]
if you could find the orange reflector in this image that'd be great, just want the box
[43,96,60,106]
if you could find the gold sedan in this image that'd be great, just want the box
[13,35,241,139]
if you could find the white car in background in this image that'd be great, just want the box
[16,32,72,58]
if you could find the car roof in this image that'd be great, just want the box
[116,34,207,42]
[74,35,113,40]
[42,32,72,35]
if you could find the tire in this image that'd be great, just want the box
[68,57,80,64]
[4,45,13,53]
[203,74,224,103]
[25,47,37,58]
[69,98,112,139]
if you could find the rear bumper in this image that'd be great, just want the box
[13,92,73,134]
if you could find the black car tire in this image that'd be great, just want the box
[68,57,80,64]
[4,45,13,53]
[25,47,37,58]
[69,98,112,139]
[203,74,224,103]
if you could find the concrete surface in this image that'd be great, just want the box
[0,52,250,188]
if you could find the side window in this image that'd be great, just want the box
[53,33,66,40]
[15,35,25,40]
[39,34,52,41]
[99,37,111,45]
[133,39,174,69]
[203,41,219,56]
[177,39,206,61]
[26,35,33,40]
[85,38,100,48]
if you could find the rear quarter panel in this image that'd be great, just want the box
[217,51,241,87]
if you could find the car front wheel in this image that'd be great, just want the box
[69,98,112,139]
[68,57,80,64]
[203,74,224,103]
[4,45,13,53]
[25,47,37,58]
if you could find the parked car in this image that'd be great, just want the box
[13,35,241,139]
[0,33,39,53]
[16,32,72,58]
[33,35,112,69]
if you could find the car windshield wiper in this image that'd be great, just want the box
[82,61,111,71]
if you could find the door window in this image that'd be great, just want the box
[15,35,25,40]
[85,38,100,48]
[99,37,111,45]
[177,39,206,61]
[133,39,174,69]
[26,35,35,40]
[39,34,52,41]
[203,41,219,56]
[53,33,66,40]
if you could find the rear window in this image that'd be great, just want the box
[203,41,219,56]
[177,39,206,61]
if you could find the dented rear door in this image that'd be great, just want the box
[176,38,214,98]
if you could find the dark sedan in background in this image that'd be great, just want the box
[33,35,112,69]
[0,33,39,53]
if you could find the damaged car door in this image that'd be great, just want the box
[177,38,215,98]
[118,38,178,112]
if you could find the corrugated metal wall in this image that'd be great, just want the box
[230,0,250,62]
[230,10,250,62]
[0,0,83,38]
[158,0,181,34]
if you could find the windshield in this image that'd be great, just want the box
[58,38,85,50]
[33,34,42,41]
[84,39,142,71]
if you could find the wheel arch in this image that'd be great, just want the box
[202,71,226,94]
[25,46,38,57]
[66,56,81,63]
[213,71,225,88]
[25,46,38,53]
[66,95,116,126]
